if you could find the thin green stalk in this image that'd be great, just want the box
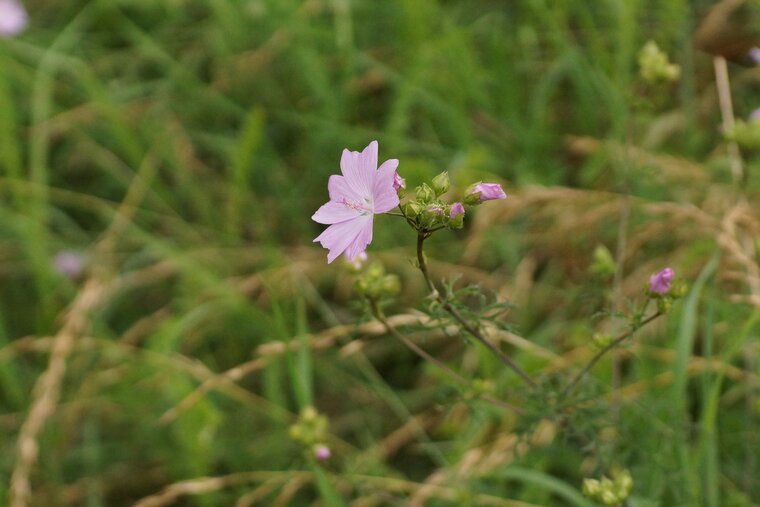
[560,311,662,400]
[415,233,536,388]
[368,299,519,412]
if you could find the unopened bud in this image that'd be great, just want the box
[431,171,450,196]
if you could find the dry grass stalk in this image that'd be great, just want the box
[9,277,114,507]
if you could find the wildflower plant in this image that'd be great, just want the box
[312,141,684,409]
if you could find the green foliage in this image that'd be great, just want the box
[1,1,759,506]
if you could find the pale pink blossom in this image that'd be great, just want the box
[450,202,464,218]
[0,0,27,37]
[750,108,760,122]
[312,141,399,263]
[649,267,674,294]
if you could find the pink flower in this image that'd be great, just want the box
[393,171,406,191]
[312,141,399,263]
[749,47,760,65]
[750,108,760,122]
[53,250,85,279]
[469,182,506,203]
[314,445,331,461]
[474,183,506,201]
[0,0,27,37]
[649,267,674,294]
[450,202,464,218]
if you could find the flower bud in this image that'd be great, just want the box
[638,40,680,83]
[404,201,423,218]
[393,171,406,197]
[416,183,434,204]
[648,267,674,294]
[448,203,465,229]
[465,182,506,204]
[314,444,331,461]
[431,171,450,196]
[582,478,601,497]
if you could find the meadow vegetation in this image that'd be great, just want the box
[1,0,760,505]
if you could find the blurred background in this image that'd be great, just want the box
[2,0,760,505]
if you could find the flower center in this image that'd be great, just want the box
[342,197,373,215]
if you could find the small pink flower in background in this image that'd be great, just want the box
[450,202,464,218]
[470,182,506,202]
[0,0,27,37]
[749,47,760,65]
[312,141,399,263]
[314,445,331,461]
[649,267,674,294]
[53,250,85,279]
[345,251,367,270]
[393,171,406,191]
[750,108,760,122]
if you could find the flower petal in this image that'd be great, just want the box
[312,200,363,225]
[373,158,400,214]
[340,141,377,198]
[327,174,361,203]
[313,215,373,263]
[343,215,374,261]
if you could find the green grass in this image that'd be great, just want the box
[1,0,759,505]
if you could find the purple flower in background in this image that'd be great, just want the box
[314,445,331,461]
[750,108,760,122]
[53,250,85,279]
[0,0,27,37]
[450,202,464,218]
[649,267,674,294]
[749,47,760,65]
[312,141,399,263]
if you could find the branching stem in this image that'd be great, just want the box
[416,232,536,388]
[560,311,662,400]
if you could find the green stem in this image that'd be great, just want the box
[368,299,519,412]
[416,233,536,388]
[560,311,662,400]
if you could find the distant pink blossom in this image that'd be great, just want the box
[393,171,406,191]
[0,0,27,37]
[750,108,760,122]
[314,445,331,461]
[749,47,760,65]
[312,141,399,263]
[53,250,85,279]
[450,202,464,218]
[649,267,674,294]
[471,183,506,202]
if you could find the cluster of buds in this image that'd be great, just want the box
[725,109,760,150]
[353,261,400,300]
[402,171,506,232]
[582,469,633,506]
[647,267,686,314]
[638,40,680,83]
[288,406,331,461]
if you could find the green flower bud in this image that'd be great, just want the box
[582,478,601,498]
[404,201,423,218]
[590,244,616,277]
[591,333,614,349]
[638,40,680,83]
[431,171,450,196]
[416,183,434,204]
[656,297,673,314]
[380,274,401,297]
